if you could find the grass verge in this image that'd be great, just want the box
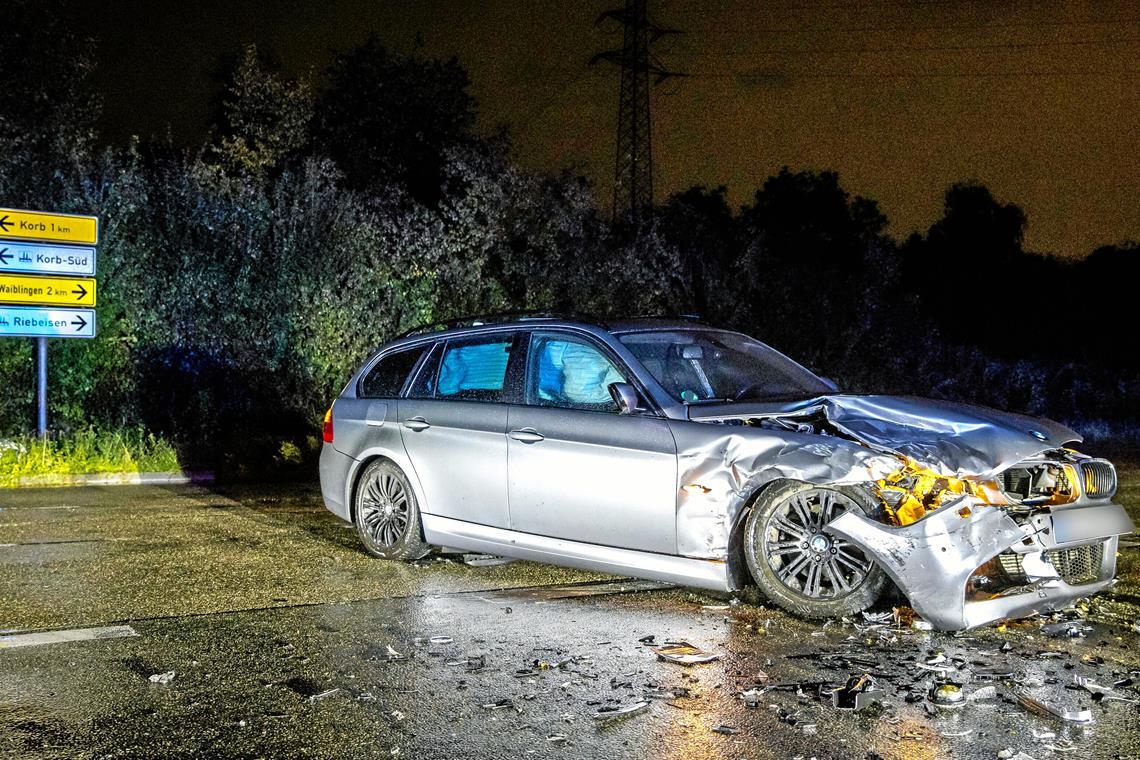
[0,427,181,487]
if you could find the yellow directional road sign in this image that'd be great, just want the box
[0,207,99,245]
[0,273,96,307]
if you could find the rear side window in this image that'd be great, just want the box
[435,334,515,402]
[359,344,429,398]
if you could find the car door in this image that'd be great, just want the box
[507,329,678,554]
[398,331,520,529]
[332,342,431,459]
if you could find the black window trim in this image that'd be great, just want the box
[357,340,436,399]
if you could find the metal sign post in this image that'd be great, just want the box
[0,207,99,437]
[36,337,47,437]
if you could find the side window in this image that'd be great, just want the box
[434,334,515,402]
[360,344,429,398]
[527,332,629,412]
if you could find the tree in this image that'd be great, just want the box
[212,45,314,180]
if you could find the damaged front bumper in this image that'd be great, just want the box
[827,498,1134,631]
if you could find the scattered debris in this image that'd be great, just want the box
[428,636,453,645]
[546,733,569,744]
[712,724,740,735]
[592,701,650,721]
[832,674,885,711]
[148,671,176,685]
[385,645,404,661]
[652,642,721,665]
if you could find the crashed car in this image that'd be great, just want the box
[319,314,1134,630]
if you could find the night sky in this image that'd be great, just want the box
[73,0,1140,256]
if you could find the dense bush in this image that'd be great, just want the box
[1,6,1137,472]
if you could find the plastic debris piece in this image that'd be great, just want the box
[390,710,405,721]
[1042,739,1077,753]
[1016,693,1094,724]
[741,689,764,708]
[638,634,656,645]
[968,685,998,702]
[546,734,569,744]
[712,724,740,735]
[832,674,885,711]
[1072,675,1139,703]
[1041,620,1091,638]
[385,645,404,661]
[592,701,650,721]
[482,698,515,710]
[308,688,340,702]
[912,620,934,631]
[445,655,486,671]
[462,554,513,567]
[428,636,453,645]
[148,671,176,685]
[652,642,721,665]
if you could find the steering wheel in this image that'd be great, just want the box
[733,381,767,401]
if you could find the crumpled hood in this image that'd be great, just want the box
[687,394,1081,478]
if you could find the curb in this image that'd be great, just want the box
[9,471,215,488]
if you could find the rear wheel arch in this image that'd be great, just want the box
[351,456,431,560]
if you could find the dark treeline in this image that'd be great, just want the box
[1,2,1137,470]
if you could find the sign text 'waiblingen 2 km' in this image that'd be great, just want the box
[0,273,96,307]
[0,306,95,339]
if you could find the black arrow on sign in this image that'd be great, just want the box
[0,248,9,265]
[0,215,10,233]
[72,283,88,300]
[71,314,88,331]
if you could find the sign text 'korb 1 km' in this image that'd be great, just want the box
[0,207,99,245]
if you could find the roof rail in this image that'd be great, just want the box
[395,309,603,339]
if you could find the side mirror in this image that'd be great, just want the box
[608,382,642,415]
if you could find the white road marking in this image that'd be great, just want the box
[0,624,138,649]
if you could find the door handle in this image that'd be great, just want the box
[403,417,431,432]
[509,428,545,444]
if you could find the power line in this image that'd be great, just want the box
[687,68,1139,80]
[680,36,1140,57]
[678,16,1140,36]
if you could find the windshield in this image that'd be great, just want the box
[617,329,833,404]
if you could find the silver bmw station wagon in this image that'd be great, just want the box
[319,313,1134,630]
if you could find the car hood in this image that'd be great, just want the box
[686,394,1081,478]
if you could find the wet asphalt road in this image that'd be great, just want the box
[2,476,1139,759]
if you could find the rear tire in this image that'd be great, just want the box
[743,480,886,619]
[354,459,431,561]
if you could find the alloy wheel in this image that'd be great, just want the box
[359,469,410,548]
[762,488,873,599]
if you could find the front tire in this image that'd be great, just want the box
[354,459,431,561]
[743,481,886,619]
